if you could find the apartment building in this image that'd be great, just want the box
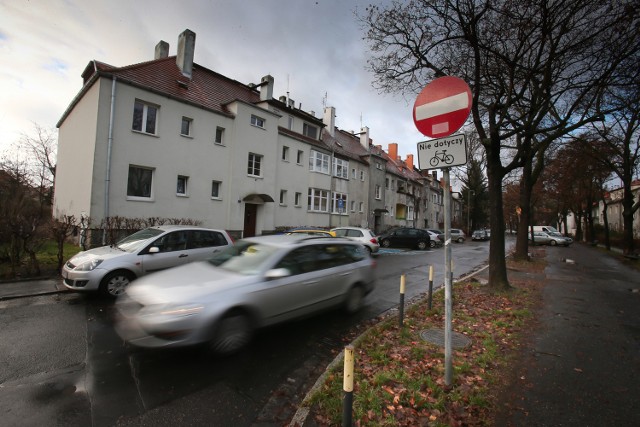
[54,29,457,240]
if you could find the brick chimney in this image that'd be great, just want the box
[388,143,398,162]
[176,29,196,79]
[260,75,274,101]
[323,106,336,137]
[155,41,169,59]
[406,154,414,169]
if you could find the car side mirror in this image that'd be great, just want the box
[265,268,291,279]
[148,247,160,254]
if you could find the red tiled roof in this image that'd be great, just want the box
[59,56,261,126]
[99,56,260,115]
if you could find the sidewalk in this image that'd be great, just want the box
[0,277,67,301]
[489,244,640,425]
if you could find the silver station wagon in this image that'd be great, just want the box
[115,234,377,354]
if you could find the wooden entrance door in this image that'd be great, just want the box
[243,204,257,237]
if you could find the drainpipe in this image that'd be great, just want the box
[103,76,116,245]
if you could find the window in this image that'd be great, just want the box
[215,127,225,144]
[132,101,158,134]
[333,158,349,179]
[351,168,356,179]
[297,150,304,164]
[332,192,348,214]
[211,180,221,199]
[309,150,330,174]
[385,178,389,189]
[279,189,287,205]
[251,114,265,128]
[303,123,318,139]
[359,202,364,213]
[295,192,302,207]
[181,117,192,136]
[288,116,294,130]
[189,230,228,248]
[360,170,365,181]
[308,188,329,212]
[375,185,381,200]
[376,162,382,170]
[127,165,154,199]
[282,146,290,161]
[177,175,189,196]
[350,201,356,212]
[408,206,414,221]
[248,153,263,177]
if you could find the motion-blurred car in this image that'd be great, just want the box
[62,225,234,297]
[528,231,573,246]
[285,228,335,237]
[472,230,489,241]
[115,234,376,354]
[331,226,380,253]
[377,227,431,250]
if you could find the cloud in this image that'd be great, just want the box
[1,0,424,161]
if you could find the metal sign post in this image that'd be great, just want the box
[413,75,472,388]
[443,168,453,386]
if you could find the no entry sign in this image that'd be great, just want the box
[413,76,472,138]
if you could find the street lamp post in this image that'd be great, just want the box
[467,190,475,234]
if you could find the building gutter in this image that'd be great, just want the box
[103,76,116,245]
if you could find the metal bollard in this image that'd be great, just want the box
[428,265,434,310]
[342,345,355,427]
[399,274,406,328]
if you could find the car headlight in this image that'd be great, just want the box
[75,259,103,271]
[142,303,204,318]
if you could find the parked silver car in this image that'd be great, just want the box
[115,235,376,354]
[62,225,234,297]
[331,226,380,253]
[528,231,573,246]
[433,228,466,243]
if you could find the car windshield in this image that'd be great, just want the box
[207,241,280,275]
[116,228,165,252]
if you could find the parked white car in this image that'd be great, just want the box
[331,227,380,253]
[62,225,234,297]
[426,230,443,248]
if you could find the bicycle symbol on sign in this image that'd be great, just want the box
[430,150,455,167]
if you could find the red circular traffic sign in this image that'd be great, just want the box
[413,76,472,138]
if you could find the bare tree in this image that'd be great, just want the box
[360,0,639,290]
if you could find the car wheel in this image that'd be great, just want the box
[344,285,365,313]
[457,237,464,243]
[550,240,557,246]
[429,240,436,248]
[417,241,427,250]
[209,310,254,355]
[381,239,391,248]
[100,270,134,298]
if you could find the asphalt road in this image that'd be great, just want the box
[0,239,503,426]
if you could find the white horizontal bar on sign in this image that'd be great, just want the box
[415,92,469,121]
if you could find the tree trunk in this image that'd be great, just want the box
[622,182,636,254]
[602,202,611,250]
[514,157,533,261]
[487,158,510,291]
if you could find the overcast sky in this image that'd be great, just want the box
[1,0,428,164]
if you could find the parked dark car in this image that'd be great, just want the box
[472,229,489,241]
[377,227,431,250]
